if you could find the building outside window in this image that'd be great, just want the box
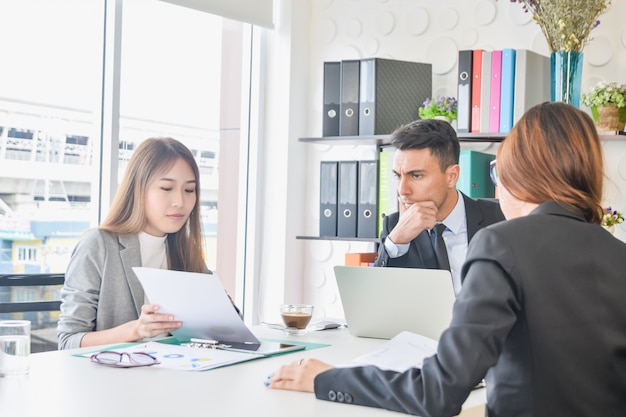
[16,246,38,265]
[0,0,255,348]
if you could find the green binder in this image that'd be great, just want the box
[377,146,398,237]
[457,150,495,198]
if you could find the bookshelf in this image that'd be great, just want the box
[298,131,625,146]
[298,132,507,146]
[297,131,625,242]
[296,133,504,243]
[295,235,379,242]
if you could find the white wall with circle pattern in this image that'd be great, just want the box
[292,0,626,320]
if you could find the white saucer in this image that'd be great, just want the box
[263,322,310,335]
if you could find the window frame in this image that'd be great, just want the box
[97,0,256,311]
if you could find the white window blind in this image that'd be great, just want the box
[158,0,274,28]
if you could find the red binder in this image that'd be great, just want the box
[471,49,483,133]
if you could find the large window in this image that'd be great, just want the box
[0,0,253,347]
[119,0,229,268]
[0,1,103,274]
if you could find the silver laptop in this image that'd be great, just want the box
[334,265,456,341]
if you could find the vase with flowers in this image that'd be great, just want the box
[504,0,612,107]
[582,82,626,132]
[418,96,458,124]
[601,206,624,234]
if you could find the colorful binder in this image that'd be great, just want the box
[471,49,484,133]
[489,50,502,133]
[457,150,496,198]
[377,146,398,237]
[479,50,492,133]
[499,48,516,133]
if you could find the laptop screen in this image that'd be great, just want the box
[334,265,456,340]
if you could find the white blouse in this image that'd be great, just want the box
[138,231,168,270]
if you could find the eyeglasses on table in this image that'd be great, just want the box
[90,350,160,368]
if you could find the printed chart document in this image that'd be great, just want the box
[352,331,438,371]
[80,342,260,371]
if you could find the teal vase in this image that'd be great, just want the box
[550,51,583,107]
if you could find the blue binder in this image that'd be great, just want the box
[499,48,516,133]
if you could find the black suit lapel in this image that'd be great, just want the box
[463,194,485,241]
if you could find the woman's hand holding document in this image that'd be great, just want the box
[132,267,307,356]
[133,267,259,346]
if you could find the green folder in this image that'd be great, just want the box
[377,146,398,237]
[457,150,495,198]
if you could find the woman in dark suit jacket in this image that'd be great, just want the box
[267,102,626,417]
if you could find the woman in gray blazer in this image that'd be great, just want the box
[267,102,626,417]
[58,137,222,350]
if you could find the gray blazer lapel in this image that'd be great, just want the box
[118,234,145,315]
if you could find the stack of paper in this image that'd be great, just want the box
[351,331,438,372]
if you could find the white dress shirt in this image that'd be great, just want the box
[385,190,468,295]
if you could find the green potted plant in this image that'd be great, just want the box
[418,96,458,123]
[581,81,626,131]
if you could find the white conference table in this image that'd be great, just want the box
[0,325,485,417]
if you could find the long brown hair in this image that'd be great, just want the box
[497,102,604,223]
[100,137,206,272]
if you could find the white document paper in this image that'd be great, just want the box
[133,267,259,345]
[352,331,438,372]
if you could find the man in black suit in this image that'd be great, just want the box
[374,119,504,294]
